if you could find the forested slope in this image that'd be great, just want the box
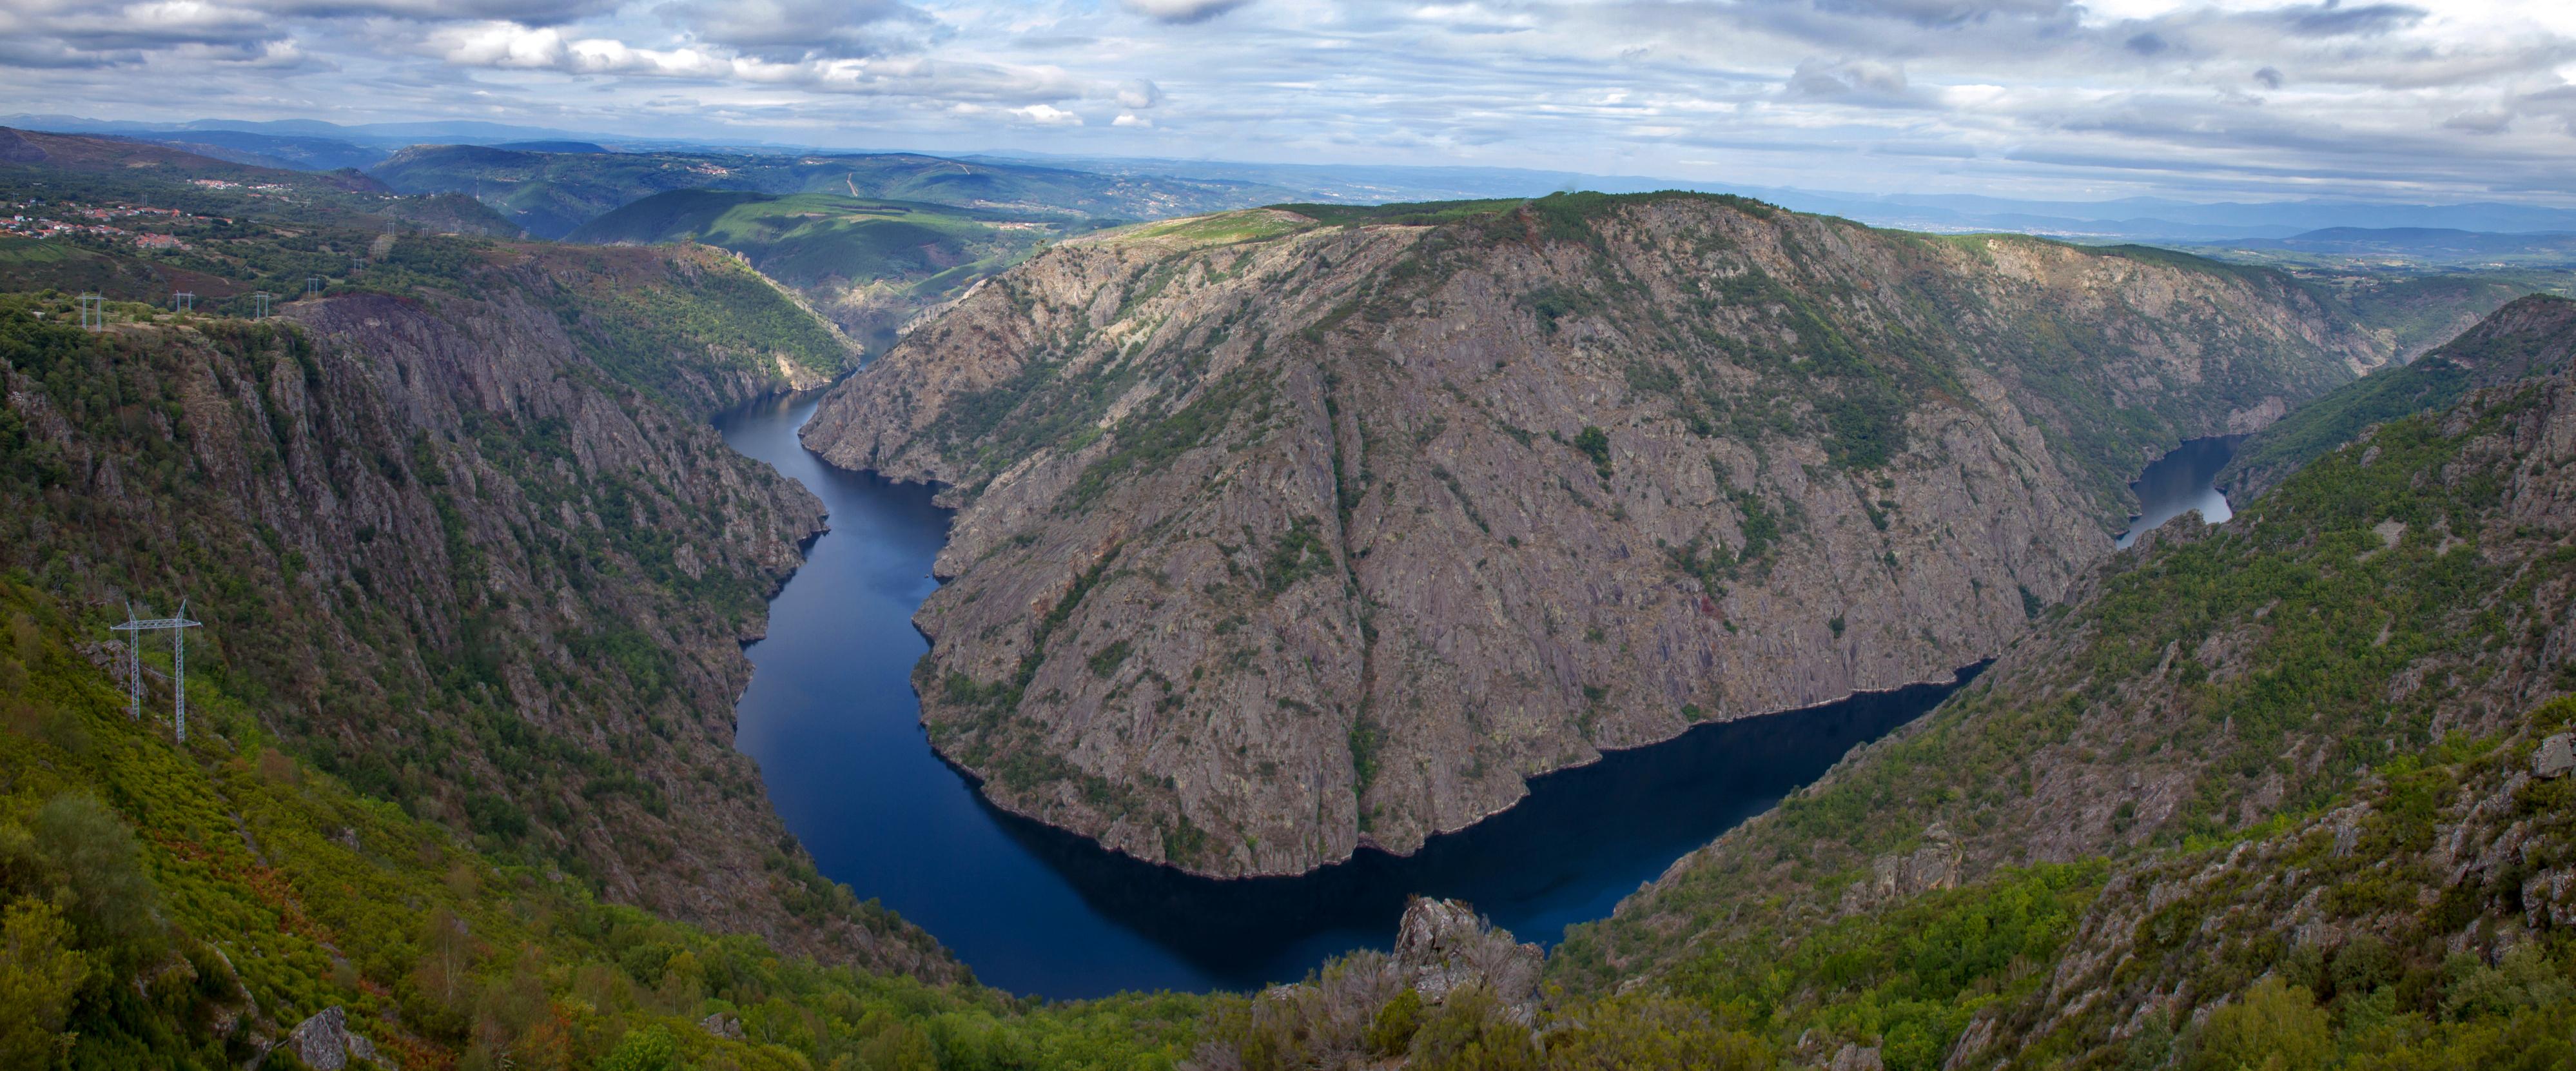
[0,577,1212,1067]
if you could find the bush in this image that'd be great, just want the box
[31,794,161,961]
[0,899,90,1067]
[1543,994,1770,1070]
[601,1024,679,1071]
[2189,977,2330,1071]
[1365,988,1423,1055]
[1407,985,1539,1071]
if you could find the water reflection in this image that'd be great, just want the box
[2116,436,2239,549]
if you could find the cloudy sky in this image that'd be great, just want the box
[4,0,2574,203]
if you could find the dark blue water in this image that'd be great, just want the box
[714,390,1971,999]
[2116,436,2239,548]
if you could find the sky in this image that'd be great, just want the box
[4,0,2575,204]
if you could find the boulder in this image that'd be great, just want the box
[2533,733,2575,779]
[278,1006,386,1070]
[1392,897,1544,1023]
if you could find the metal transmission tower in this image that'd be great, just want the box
[306,276,325,297]
[172,291,195,313]
[111,601,203,742]
[253,291,271,317]
[78,293,103,331]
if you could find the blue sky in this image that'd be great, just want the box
[5,0,2575,204]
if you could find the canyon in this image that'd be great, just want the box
[798,193,2492,878]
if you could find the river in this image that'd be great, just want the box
[714,392,2223,999]
[2115,436,2239,548]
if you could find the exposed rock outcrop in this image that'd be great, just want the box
[277,1007,380,1071]
[1393,897,1545,1022]
[803,193,2466,878]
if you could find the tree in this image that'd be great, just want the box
[0,900,90,1068]
[31,794,160,959]
[601,1024,679,1071]
[2191,977,2332,1071]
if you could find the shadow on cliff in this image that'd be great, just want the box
[965,667,1984,988]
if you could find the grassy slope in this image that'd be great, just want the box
[0,578,1213,1069]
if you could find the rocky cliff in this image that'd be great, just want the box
[0,251,956,980]
[799,192,2466,878]
[1540,299,2576,1065]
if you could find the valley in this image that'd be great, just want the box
[798,193,2510,880]
[710,380,1989,997]
[8,124,2576,1071]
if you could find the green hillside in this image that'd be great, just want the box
[572,190,1048,293]
[1530,299,2576,1068]
[571,190,1066,351]
[0,578,1211,1068]
[2221,293,2576,496]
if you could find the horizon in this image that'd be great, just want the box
[5,1,2574,210]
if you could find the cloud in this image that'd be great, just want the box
[2441,110,2509,135]
[1116,78,1161,109]
[6,0,2576,210]
[1014,103,1082,125]
[262,0,620,25]
[1782,57,1929,108]
[655,0,926,61]
[1121,0,1251,25]
[2279,1,2425,38]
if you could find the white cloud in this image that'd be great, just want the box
[1015,103,1083,125]
[1113,112,1151,126]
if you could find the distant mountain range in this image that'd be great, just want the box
[2183,226,2576,261]
[17,113,2576,242]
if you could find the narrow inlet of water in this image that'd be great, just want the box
[2116,436,2239,548]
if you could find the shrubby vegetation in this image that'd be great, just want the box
[0,576,1215,1068]
[1542,339,2576,1068]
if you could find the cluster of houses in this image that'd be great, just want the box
[2,201,224,250]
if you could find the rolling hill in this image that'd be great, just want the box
[569,188,1070,348]
[372,143,1303,239]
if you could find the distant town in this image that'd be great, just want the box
[1,199,228,249]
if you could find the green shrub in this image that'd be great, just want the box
[2189,977,2330,1071]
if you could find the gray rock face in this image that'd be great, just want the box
[1392,897,1545,1021]
[2535,732,2575,779]
[281,1007,381,1071]
[804,196,2426,877]
[1842,823,1964,913]
[1829,1042,1887,1071]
